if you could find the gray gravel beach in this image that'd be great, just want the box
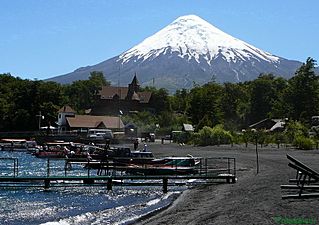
[134,142,319,225]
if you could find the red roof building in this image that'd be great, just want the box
[57,106,124,133]
[66,115,124,130]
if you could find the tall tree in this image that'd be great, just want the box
[171,88,189,114]
[188,82,223,128]
[63,71,110,111]
[142,87,171,113]
[221,82,249,129]
[0,74,64,131]
[248,74,285,124]
[284,58,319,124]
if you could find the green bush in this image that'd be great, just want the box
[285,121,308,143]
[271,132,286,147]
[172,131,192,144]
[211,124,233,145]
[230,131,241,144]
[192,126,212,146]
[293,135,315,150]
[193,125,233,146]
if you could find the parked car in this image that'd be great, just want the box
[87,129,113,141]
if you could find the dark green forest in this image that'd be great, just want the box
[0,58,318,134]
[0,71,108,131]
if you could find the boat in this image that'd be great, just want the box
[124,156,201,175]
[111,147,155,165]
[0,139,40,152]
[33,141,110,160]
[81,146,155,170]
[33,150,66,158]
[150,156,199,166]
[33,141,79,159]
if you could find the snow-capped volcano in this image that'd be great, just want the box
[49,15,302,92]
[119,15,279,65]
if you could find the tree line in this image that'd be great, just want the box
[0,71,108,131]
[169,57,319,131]
[0,58,318,133]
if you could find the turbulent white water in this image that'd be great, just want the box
[41,191,181,225]
[0,151,184,225]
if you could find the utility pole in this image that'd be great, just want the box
[252,129,259,174]
[118,110,123,131]
[36,111,44,130]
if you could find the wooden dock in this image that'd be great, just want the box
[0,174,236,193]
[0,157,237,193]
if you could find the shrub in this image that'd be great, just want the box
[293,135,315,150]
[171,131,191,144]
[193,125,233,146]
[195,126,213,146]
[267,132,287,148]
[230,131,242,144]
[285,121,308,143]
[211,124,233,145]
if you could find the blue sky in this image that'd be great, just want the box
[1,0,318,80]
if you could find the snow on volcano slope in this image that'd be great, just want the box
[49,15,302,92]
[119,15,279,65]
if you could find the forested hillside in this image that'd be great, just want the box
[0,58,318,132]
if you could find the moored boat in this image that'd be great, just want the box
[0,139,40,152]
[112,148,155,165]
[33,141,79,159]
[125,156,201,175]
[80,147,155,169]
[33,141,110,160]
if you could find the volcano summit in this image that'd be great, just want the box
[49,15,302,92]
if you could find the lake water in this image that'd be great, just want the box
[0,151,184,225]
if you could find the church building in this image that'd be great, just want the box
[90,75,153,116]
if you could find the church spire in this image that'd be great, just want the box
[131,72,139,86]
[126,73,140,100]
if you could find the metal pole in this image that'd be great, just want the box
[87,161,90,177]
[107,178,112,191]
[64,161,67,177]
[44,179,50,189]
[36,111,42,130]
[233,158,236,177]
[39,112,41,130]
[16,158,19,177]
[163,178,168,193]
[13,159,16,178]
[47,159,50,177]
[256,135,259,174]
[205,158,208,176]
[199,158,202,175]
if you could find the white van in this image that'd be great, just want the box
[87,129,113,140]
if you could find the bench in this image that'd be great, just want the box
[281,154,319,199]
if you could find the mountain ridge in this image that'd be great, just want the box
[48,15,304,92]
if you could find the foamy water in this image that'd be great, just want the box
[0,151,183,225]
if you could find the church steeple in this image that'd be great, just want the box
[131,73,140,89]
[126,73,140,100]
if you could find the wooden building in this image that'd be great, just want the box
[66,115,124,132]
[56,106,124,133]
[90,75,153,115]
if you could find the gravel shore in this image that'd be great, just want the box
[134,142,319,225]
